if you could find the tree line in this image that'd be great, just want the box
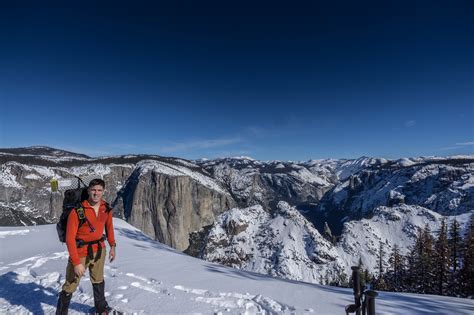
[356,215,474,298]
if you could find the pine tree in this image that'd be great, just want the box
[378,241,385,278]
[374,241,387,290]
[410,225,435,293]
[420,224,435,294]
[330,269,348,287]
[449,219,462,273]
[459,214,474,297]
[388,244,404,291]
[448,218,462,295]
[357,257,366,289]
[434,219,450,295]
[405,238,418,292]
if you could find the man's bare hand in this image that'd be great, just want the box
[74,264,86,277]
[109,246,116,263]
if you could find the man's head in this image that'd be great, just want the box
[87,178,105,205]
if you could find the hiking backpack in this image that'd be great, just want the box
[56,177,89,243]
[56,178,111,243]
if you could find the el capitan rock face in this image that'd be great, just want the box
[114,161,234,250]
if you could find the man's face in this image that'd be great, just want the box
[88,184,104,204]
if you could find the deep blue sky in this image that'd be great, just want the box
[1,1,473,160]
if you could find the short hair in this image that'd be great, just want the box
[88,178,105,189]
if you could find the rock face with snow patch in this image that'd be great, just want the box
[188,202,341,283]
[114,160,234,250]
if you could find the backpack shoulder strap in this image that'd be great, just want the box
[75,206,86,226]
[104,202,112,213]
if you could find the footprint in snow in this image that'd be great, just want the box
[105,265,119,275]
[149,278,162,284]
[125,272,155,284]
[173,285,296,313]
[130,281,161,294]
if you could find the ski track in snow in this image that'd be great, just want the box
[0,251,295,314]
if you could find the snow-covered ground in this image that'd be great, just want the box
[1,220,473,314]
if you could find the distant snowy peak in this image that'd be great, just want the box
[200,159,332,184]
[196,154,474,217]
[288,165,331,186]
[394,158,418,167]
[0,146,90,159]
[199,155,392,184]
[198,158,334,209]
[229,156,256,161]
[324,156,474,216]
[198,157,262,171]
[335,156,388,181]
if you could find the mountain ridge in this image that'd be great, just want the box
[1,145,473,287]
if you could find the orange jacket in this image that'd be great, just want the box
[66,199,116,266]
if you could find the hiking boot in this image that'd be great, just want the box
[92,281,108,313]
[56,291,72,315]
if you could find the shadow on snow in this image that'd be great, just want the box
[0,272,90,314]
[117,227,188,256]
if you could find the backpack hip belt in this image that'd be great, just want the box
[76,236,106,262]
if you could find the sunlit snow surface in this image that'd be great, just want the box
[1,220,473,314]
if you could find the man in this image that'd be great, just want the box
[56,178,117,315]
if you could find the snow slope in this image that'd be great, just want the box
[1,220,473,314]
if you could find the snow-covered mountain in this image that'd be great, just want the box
[321,156,473,216]
[188,202,472,285]
[0,146,90,160]
[1,146,473,288]
[187,201,339,282]
[1,220,473,314]
[198,157,335,209]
